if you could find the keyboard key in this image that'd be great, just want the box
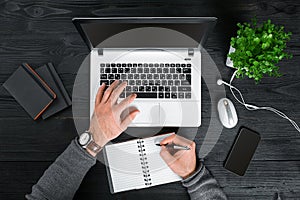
[159,93,164,98]
[130,68,136,73]
[128,74,133,79]
[105,68,110,73]
[165,93,170,98]
[139,86,145,91]
[157,68,162,73]
[109,80,115,85]
[141,74,146,79]
[147,74,152,79]
[117,63,121,67]
[176,68,182,73]
[100,68,105,73]
[178,86,191,91]
[121,74,127,79]
[126,86,132,91]
[154,74,159,79]
[135,93,157,98]
[186,74,191,83]
[162,80,167,85]
[160,74,165,79]
[171,86,177,91]
[160,63,164,67]
[149,64,153,67]
[152,86,157,91]
[144,68,149,73]
[115,74,120,79]
[128,63,132,67]
[136,80,141,85]
[179,74,185,80]
[149,80,154,85]
[121,63,126,67]
[171,64,175,67]
[133,86,139,92]
[171,93,177,99]
[111,63,116,67]
[166,74,172,79]
[125,68,130,73]
[187,64,191,67]
[155,80,161,85]
[143,63,148,67]
[168,80,174,85]
[112,68,117,73]
[183,68,191,73]
[138,63,143,67]
[100,80,109,85]
[165,64,170,67]
[146,86,152,91]
[165,86,170,91]
[138,68,143,73]
[181,64,186,67]
[163,68,169,73]
[178,93,184,99]
[129,80,135,85]
[134,74,139,79]
[108,74,114,79]
[185,93,191,98]
[154,63,159,67]
[181,80,191,85]
[117,68,123,73]
[150,68,156,73]
[175,80,180,85]
[142,80,148,85]
[159,86,164,91]
[170,68,175,73]
[120,92,125,98]
[133,64,137,67]
[100,74,107,79]
[100,63,105,67]
[173,74,178,79]
[176,63,180,67]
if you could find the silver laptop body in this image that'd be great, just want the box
[73,17,217,127]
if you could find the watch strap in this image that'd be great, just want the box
[86,140,103,154]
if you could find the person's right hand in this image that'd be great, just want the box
[88,80,139,156]
[160,134,197,179]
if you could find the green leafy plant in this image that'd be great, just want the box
[228,18,292,82]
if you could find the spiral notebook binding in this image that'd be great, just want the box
[137,139,152,186]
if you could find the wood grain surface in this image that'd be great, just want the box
[0,0,299,199]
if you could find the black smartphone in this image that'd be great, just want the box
[224,127,261,176]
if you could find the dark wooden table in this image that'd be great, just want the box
[0,0,299,199]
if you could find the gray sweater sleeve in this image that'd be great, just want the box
[182,162,227,200]
[26,139,96,200]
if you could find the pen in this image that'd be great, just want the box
[156,143,191,150]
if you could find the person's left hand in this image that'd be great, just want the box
[88,80,139,156]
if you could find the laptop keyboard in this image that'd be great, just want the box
[99,63,192,99]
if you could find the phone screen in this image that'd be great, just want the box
[224,127,261,176]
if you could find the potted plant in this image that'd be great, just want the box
[226,19,292,82]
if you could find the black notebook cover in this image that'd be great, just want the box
[35,63,72,119]
[3,63,56,120]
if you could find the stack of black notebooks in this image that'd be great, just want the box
[3,63,71,120]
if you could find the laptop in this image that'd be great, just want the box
[73,17,216,127]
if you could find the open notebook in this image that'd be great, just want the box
[104,133,182,193]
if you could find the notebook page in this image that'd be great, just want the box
[142,134,182,187]
[105,139,145,193]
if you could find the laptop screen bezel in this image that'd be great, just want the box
[72,17,217,51]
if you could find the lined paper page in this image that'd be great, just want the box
[105,140,145,193]
[143,134,182,187]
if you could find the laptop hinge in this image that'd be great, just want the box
[97,49,103,56]
[188,48,194,56]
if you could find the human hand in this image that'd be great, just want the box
[88,80,139,155]
[160,134,196,179]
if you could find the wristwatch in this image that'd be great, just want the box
[78,131,103,154]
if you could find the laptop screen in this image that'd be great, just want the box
[73,18,217,50]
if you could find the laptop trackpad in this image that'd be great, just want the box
[122,102,160,124]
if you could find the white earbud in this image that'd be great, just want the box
[217,79,223,86]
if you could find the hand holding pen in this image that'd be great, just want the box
[159,133,196,179]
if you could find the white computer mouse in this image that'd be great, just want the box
[217,98,238,128]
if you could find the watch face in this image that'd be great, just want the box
[79,132,91,146]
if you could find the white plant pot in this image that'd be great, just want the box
[226,46,236,68]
